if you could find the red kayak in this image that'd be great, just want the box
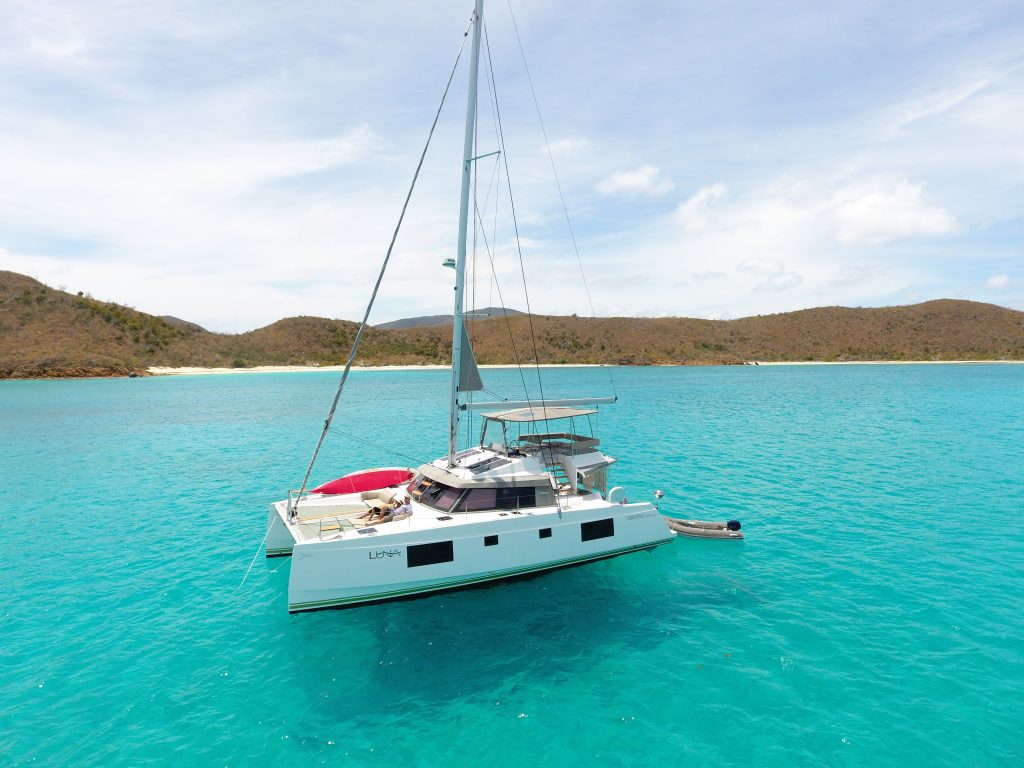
[311,467,414,495]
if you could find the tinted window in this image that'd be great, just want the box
[407,474,427,495]
[534,486,555,508]
[433,487,462,511]
[455,488,497,512]
[581,518,614,542]
[407,541,454,567]
[484,535,498,546]
[539,528,552,539]
[420,481,463,512]
[497,486,536,510]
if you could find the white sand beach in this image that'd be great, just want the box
[148,360,1021,375]
[147,363,605,375]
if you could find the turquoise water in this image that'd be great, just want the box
[2,365,1022,766]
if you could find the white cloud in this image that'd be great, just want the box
[674,182,727,231]
[737,257,786,277]
[887,79,991,134]
[987,274,1009,288]
[1,0,1022,330]
[736,258,803,292]
[826,180,956,246]
[596,165,675,198]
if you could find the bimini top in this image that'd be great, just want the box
[482,406,597,423]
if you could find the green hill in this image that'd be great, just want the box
[1,270,1022,378]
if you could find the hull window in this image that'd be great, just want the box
[539,528,552,539]
[407,541,455,568]
[484,535,499,546]
[581,518,614,542]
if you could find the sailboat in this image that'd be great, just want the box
[265,0,676,613]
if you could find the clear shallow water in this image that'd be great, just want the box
[1,365,1022,767]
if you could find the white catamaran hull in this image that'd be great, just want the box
[284,503,673,612]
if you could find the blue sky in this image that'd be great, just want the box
[1,0,1021,332]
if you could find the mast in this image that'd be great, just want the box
[449,0,484,466]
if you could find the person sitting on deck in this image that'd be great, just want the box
[378,496,414,524]
[357,498,399,522]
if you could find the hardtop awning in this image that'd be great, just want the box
[574,456,616,472]
[482,406,597,423]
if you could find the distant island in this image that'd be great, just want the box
[1,270,1022,378]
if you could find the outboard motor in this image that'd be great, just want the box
[726,519,742,532]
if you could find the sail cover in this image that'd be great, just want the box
[459,323,484,392]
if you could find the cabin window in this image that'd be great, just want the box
[419,481,463,512]
[433,487,462,511]
[539,528,552,539]
[484,535,499,546]
[497,486,536,511]
[453,485,550,513]
[408,475,432,498]
[581,518,614,542]
[408,541,454,568]
[534,486,555,507]
[455,488,497,512]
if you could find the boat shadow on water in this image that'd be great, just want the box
[280,545,755,711]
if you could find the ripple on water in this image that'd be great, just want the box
[1,365,1022,766]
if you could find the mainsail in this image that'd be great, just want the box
[458,323,484,393]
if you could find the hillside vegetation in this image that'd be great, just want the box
[1,270,1022,378]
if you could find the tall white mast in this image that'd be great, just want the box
[449,0,484,466]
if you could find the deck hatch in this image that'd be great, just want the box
[467,456,511,473]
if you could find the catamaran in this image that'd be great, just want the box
[265,0,676,612]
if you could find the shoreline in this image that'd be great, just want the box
[747,359,1024,366]
[146,359,1024,376]
[2,359,1021,380]
[146,363,604,376]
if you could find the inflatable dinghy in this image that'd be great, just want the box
[665,517,744,540]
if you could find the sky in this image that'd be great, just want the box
[1,0,1022,332]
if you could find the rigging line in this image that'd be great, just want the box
[483,23,549,424]
[469,78,479,449]
[328,427,425,467]
[481,27,503,286]
[291,20,473,517]
[482,386,505,401]
[464,22,531,409]
[467,116,501,447]
[472,194,532,400]
[490,135,501,312]
[504,0,617,399]
[239,550,291,593]
[238,526,273,590]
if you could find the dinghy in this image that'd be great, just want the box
[665,518,744,540]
